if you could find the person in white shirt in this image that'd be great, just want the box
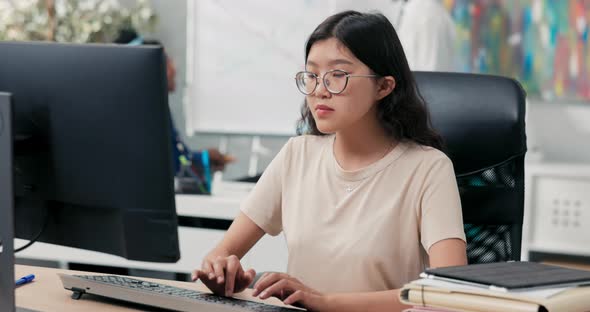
[394,0,457,71]
[335,0,457,71]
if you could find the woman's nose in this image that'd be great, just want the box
[313,77,331,98]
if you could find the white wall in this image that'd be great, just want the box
[527,101,590,164]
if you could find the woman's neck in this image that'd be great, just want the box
[333,113,398,171]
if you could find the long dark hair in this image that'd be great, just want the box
[297,10,444,150]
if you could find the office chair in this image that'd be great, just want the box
[414,72,527,263]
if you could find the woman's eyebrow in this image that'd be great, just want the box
[306,59,354,67]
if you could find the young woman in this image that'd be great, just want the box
[192,10,467,312]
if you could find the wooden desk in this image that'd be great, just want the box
[14,265,289,311]
[542,261,590,272]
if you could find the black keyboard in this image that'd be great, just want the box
[58,273,303,312]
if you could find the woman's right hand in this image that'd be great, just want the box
[191,254,256,297]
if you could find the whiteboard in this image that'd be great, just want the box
[185,0,394,135]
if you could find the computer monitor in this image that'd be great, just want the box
[0,92,16,311]
[0,41,180,261]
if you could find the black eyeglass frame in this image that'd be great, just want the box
[294,69,381,95]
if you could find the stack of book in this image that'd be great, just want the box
[400,261,590,312]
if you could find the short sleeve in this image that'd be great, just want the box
[420,155,466,253]
[239,138,293,236]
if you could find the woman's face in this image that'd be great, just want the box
[305,38,382,134]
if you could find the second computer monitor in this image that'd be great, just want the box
[0,41,180,262]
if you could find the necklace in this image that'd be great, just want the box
[344,141,395,193]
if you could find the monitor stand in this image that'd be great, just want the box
[0,92,15,312]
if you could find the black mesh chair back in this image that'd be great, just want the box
[414,72,527,263]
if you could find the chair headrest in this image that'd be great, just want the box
[414,72,527,176]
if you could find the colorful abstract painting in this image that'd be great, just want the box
[444,0,590,100]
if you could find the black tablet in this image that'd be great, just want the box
[424,261,590,289]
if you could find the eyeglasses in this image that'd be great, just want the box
[295,69,380,95]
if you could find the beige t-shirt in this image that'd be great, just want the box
[240,135,465,293]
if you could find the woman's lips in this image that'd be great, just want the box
[315,104,334,117]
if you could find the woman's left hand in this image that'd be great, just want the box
[252,272,327,311]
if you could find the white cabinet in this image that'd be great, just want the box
[16,188,289,275]
[16,227,225,274]
[243,233,288,274]
[523,163,590,259]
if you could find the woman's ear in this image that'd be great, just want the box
[376,76,396,100]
